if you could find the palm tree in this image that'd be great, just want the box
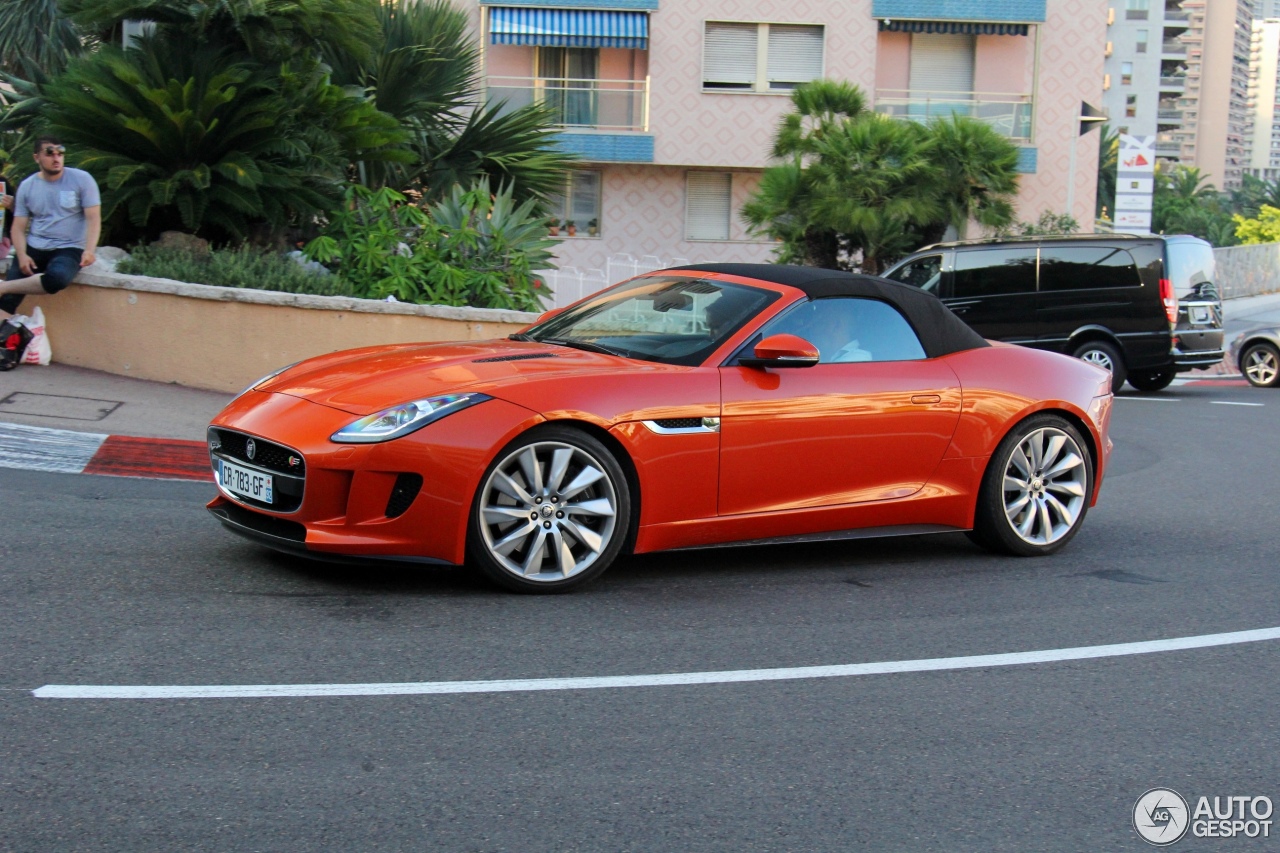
[923,114,1019,240]
[0,0,86,79]
[1095,123,1118,220]
[326,0,574,203]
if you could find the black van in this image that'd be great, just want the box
[881,234,1225,392]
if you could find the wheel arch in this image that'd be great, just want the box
[1067,326,1125,359]
[987,405,1101,486]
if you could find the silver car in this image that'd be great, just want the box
[1230,326,1280,387]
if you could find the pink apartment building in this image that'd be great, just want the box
[470,0,1106,303]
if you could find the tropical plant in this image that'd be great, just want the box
[743,80,1019,272]
[326,0,575,204]
[1229,173,1280,221]
[0,0,87,79]
[1233,204,1280,244]
[1095,123,1118,220]
[1151,164,1238,246]
[118,243,353,295]
[999,210,1079,237]
[305,180,555,311]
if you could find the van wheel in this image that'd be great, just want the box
[1073,341,1126,393]
[1127,368,1176,392]
[968,414,1094,557]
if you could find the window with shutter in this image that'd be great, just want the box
[704,23,758,90]
[686,172,733,241]
[908,33,975,96]
[766,25,824,90]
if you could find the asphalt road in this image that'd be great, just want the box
[3,381,1278,851]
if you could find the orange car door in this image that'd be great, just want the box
[717,360,962,516]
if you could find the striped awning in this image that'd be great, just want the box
[879,20,1030,36]
[490,7,649,49]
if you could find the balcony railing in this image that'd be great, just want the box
[1159,75,1186,88]
[1156,140,1183,156]
[484,76,650,132]
[873,90,1033,141]
[1162,40,1187,55]
[1158,109,1183,122]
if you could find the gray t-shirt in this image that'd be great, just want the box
[14,167,101,250]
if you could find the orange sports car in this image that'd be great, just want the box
[207,264,1113,592]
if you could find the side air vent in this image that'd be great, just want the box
[653,417,703,429]
[386,473,423,518]
[473,352,558,363]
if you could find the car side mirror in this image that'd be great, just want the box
[738,333,820,369]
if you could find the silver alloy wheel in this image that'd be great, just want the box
[1079,347,1114,372]
[1243,345,1279,386]
[1002,426,1089,546]
[477,440,619,583]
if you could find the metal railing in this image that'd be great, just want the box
[873,90,1033,141]
[484,76,650,132]
[538,254,692,308]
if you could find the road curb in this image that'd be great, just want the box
[0,422,210,481]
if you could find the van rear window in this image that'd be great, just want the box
[1038,247,1141,291]
[1166,240,1218,301]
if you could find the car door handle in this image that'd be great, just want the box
[911,394,941,405]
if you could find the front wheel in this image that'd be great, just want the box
[1072,340,1126,394]
[1127,368,1176,392]
[1240,342,1280,388]
[468,426,631,593]
[969,414,1094,557]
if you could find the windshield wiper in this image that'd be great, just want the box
[541,338,629,358]
[507,333,536,342]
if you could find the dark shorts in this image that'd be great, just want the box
[2,246,82,314]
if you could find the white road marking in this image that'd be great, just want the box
[1211,401,1265,407]
[33,626,1280,700]
[0,423,106,474]
[1116,396,1180,402]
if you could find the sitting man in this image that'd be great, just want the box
[0,137,101,320]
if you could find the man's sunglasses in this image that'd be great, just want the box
[40,145,67,156]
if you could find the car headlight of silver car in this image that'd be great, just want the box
[331,393,492,443]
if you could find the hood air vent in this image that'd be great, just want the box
[472,352,559,363]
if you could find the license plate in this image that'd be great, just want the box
[218,458,273,503]
[1190,306,1210,324]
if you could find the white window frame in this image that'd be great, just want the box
[685,172,733,241]
[702,21,825,94]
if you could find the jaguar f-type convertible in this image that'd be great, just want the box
[208,263,1113,592]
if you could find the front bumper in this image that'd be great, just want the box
[206,390,542,565]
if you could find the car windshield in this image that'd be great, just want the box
[1167,240,1219,302]
[520,276,779,366]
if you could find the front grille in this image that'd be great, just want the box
[473,352,558,363]
[385,473,423,518]
[654,417,703,429]
[209,428,306,476]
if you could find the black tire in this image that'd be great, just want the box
[468,425,631,593]
[1240,342,1280,388]
[1126,368,1176,392]
[969,414,1094,557]
[1072,340,1126,393]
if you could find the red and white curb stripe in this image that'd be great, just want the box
[0,422,211,481]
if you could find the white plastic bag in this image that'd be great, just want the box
[20,306,51,365]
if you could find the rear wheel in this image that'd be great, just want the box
[969,414,1094,557]
[468,426,631,593]
[1126,368,1176,392]
[1072,340,1126,393]
[1240,342,1280,388]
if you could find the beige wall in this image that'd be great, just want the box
[25,276,536,394]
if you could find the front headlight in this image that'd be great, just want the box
[331,393,492,443]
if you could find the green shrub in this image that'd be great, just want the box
[304,180,555,311]
[118,244,354,296]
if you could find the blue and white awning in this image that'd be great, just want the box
[879,20,1030,36]
[489,7,649,49]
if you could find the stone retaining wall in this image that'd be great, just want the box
[25,268,539,393]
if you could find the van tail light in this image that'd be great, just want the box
[1160,278,1178,326]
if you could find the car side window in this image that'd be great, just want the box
[884,254,943,295]
[757,297,926,363]
[1039,246,1141,291]
[952,248,1038,298]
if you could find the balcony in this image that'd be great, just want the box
[1159,75,1186,89]
[873,90,1033,141]
[1162,40,1187,56]
[1155,139,1183,156]
[485,76,650,133]
[1157,109,1183,123]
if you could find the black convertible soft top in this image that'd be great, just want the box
[666,263,989,359]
